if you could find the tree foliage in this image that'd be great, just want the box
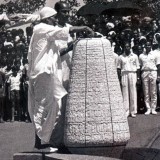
[134,0,160,16]
[83,0,160,17]
[0,0,81,17]
[83,0,113,4]
[1,0,46,14]
[66,0,80,16]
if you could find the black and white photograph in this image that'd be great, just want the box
[0,0,160,160]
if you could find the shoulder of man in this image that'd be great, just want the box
[131,52,139,58]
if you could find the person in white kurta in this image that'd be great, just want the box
[152,33,160,109]
[28,7,69,149]
[54,2,76,90]
[139,41,160,115]
[28,7,94,150]
[117,42,140,117]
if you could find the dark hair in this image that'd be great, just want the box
[54,1,70,13]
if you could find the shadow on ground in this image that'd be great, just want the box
[122,148,160,160]
[13,147,160,160]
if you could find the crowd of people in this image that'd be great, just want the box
[0,3,160,122]
[0,25,33,123]
[0,1,160,152]
[80,14,160,118]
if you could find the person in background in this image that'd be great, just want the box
[4,61,12,122]
[152,33,160,111]
[117,42,141,117]
[21,59,30,122]
[139,41,160,115]
[134,45,146,114]
[7,66,21,121]
[54,1,76,90]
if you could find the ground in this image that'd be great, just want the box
[0,121,34,160]
[1,113,160,160]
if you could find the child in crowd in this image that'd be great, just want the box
[7,66,21,121]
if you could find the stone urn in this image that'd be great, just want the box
[64,38,130,151]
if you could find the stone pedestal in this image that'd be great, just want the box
[68,146,125,159]
[64,38,130,147]
[13,153,42,160]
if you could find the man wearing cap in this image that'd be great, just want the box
[28,6,94,152]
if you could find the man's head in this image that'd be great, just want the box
[55,1,70,13]
[40,7,58,25]
[137,45,143,54]
[143,17,152,26]
[145,41,152,53]
[124,42,131,55]
[133,30,139,38]
[12,66,17,77]
[54,1,70,26]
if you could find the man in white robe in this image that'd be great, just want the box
[28,7,68,151]
[28,6,94,151]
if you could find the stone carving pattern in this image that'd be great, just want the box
[64,38,130,147]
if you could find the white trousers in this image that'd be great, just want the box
[121,72,137,116]
[141,71,157,110]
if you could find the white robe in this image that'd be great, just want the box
[28,23,69,143]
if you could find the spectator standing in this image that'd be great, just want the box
[21,59,30,122]
[117,42,140,117]
[7,67,21,121]
[139,41,160,115]
[152,33,160,110]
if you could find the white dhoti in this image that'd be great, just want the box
[141,71,157,110]
[28,72,67,143]
[121,71,137,116]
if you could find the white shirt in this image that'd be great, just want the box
[8,73,21,91]
[151,49,160,65]
[117,52,140,72]
[139,51,160,71]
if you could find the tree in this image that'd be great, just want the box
[1,0,46,14]
[83,0,116,4]
[134,0,160,16]
[66,0,80,17]
[83,0,160,17]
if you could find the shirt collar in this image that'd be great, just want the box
[123,52,134,57]
[144,51,152,55]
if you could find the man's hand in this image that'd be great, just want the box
[84,26,95,37]
[69,26,95,38]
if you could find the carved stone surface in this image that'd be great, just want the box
[64,38,130,147]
